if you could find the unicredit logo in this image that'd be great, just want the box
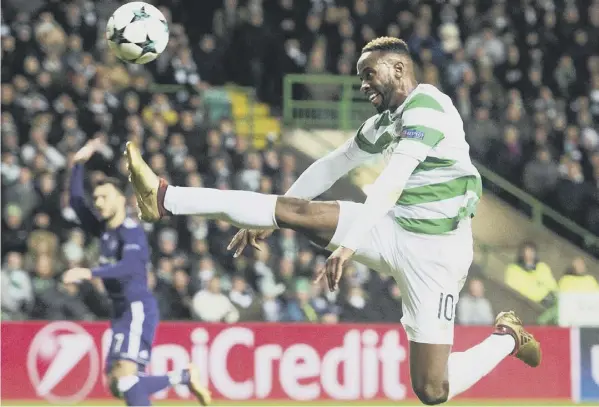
[145,326,408,401]
[27,321,100,403]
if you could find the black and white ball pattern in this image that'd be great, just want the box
[106,2,169,64]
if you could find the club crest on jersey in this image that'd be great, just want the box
[402,128,425,140]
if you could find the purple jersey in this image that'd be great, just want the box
[95,219,155,316]
[69,164,158,371]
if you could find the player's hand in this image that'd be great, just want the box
[73,139,103,164]
[62,267,92,284]
[315,246,355,292]
[227,229,274,258]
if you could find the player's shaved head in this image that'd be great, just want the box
[357,37,417,113]
[362,36,410,54]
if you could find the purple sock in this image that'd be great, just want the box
[123,370,190,406]
[123,381,151,406]
[137,375,171,394]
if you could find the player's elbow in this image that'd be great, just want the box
[412,380,449,405]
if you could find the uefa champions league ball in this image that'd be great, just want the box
[106,2,169,64]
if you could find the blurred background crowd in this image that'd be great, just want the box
[1,0,598,324]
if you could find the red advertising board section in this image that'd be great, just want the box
[1,322,571,404]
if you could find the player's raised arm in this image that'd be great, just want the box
[284,131,374,200]
[338,153,420,252]
[69,140,104,236]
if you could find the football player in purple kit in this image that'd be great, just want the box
[62,139,211,406]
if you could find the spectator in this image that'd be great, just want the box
[4,168,38,219]
[148,271,178,320]
[2,204,28,256]
[457,279,494,325]
[191,276,239,323]
[1,152,21,186]
[229,274,263,321]
[278,229,299,260]
[491,126,524,183]
[554,161,590,224]
[79,278,112,320]
[235,151,263,191]
[1,252,33,320]
[261,278,285,322]
[168,270,193,320]
[276,257,297,293]
[505,242,558,307]
[340,285,377,323]
[61,228,86,268]
[368,274,403,323]
[465,107,500,161]
[21,127,66,172]
[285,278,319,322]
[558,257,599,292]
[31,254,93,320]
[310,277,338,318]
[522,148,560,200]
[465,25,505,66]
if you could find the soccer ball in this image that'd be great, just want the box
[106,2,169,64]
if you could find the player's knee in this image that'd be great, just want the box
[108,361,139,399]
[109,374,139,399]
[108,376,123,399]
[412,380,449,405]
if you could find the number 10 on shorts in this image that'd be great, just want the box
[438,293,455,321]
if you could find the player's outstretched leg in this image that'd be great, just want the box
[125,141,339,245]
[446,311,540,399]
[111,361,211,406]
[411,311,541,405]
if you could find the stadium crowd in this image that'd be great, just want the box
[2,0,598,323]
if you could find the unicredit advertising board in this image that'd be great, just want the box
[0,322,576,404]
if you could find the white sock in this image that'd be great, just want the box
[167,370,184,385]
[447,334,515,399]
[163,186,279,229]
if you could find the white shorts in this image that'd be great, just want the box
[327,201,473,345]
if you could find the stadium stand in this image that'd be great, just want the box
[1,0,598,324]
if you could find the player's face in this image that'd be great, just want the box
[357,51,400,113]
[93,184,125,220]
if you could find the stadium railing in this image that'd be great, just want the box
[281,73,599,256]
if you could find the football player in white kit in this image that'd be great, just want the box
[126,37,541,405]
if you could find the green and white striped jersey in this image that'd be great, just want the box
[354,84,482,235]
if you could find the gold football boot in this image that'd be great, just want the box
[495,310,542,368]
[124,141,169,222]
